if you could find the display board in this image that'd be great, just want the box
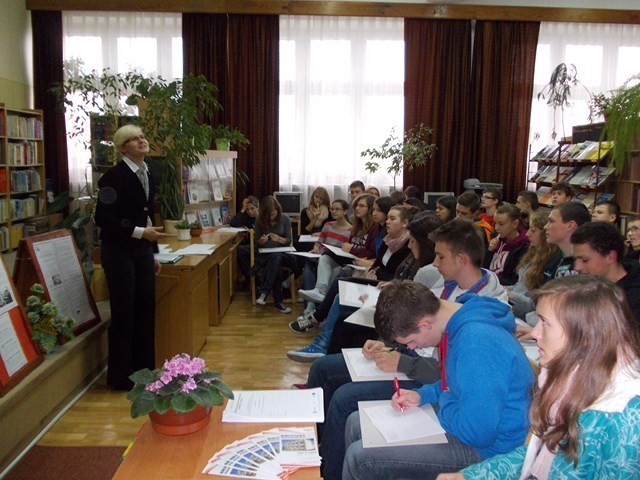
[0,255,43,396]
[12,230,100,335]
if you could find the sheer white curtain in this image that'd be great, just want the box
[529,22,640,163]
[279,15,404,204]
[62,12,182,196]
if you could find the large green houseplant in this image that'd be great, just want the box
[55,67,222,221]
[603,74,640,174]
[360,123,437,190]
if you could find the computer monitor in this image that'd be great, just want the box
[273,192,303,217]
[423,192,455,211]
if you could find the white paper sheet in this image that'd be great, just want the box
[358,400,448,448]
[322,243,357,260]
[297,235,317,243]
[222,388,324,423]
[342,348,409,382]
[343,306,375,328]
[338,281,379,308]
[288,251,320,258]
[217,227,248,234]
[0,312,28,376]
[258,246,296,254]
[173,244,216,255]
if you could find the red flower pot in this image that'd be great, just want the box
[148,405,212,436]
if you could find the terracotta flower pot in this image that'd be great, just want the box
[190,228,203,237]
[148,406,212,436]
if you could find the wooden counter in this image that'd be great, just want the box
[112,406,321,480]
[155,231,242,366]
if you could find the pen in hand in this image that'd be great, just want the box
[393,376,404,413]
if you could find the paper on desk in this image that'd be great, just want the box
[344,306,375,328]
[277,427,321,466]
[343,348,408,382]
[342,264,367,271]
[359,400,447,448]
[222,388,324,423]
[157,244,172,253]
[173,244,216,255]
[217,227,247,233]
[338,281,379,308]
[258,246,296,254]
[288,251,321,258]
[297,234,317,243]
[154,253,184,264]
[322,243,357,260]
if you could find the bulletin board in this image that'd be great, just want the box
[0,255,43,396]
[12,229,100,336]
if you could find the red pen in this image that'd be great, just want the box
[393,376,404,412]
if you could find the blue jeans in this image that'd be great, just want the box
[309,354,422,480]
[343,412,484,480]
[309,296,357,352]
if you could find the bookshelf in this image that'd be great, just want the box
[0,104,47,252]
[528,123,615,211]
[183,150,237,229]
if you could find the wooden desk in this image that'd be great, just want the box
[112,406,321,479]
[154,231,242,366]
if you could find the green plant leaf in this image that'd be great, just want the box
[191,387,214,407]
[171,393,197,413]
[210,379,234,400]
[129,369,157,385]
[126,383,146,401]
[153,395,172,415]
[130,391,156,418]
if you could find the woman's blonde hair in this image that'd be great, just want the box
[112,124,143,149]
[309,187,331,209]
[518,211,559,290]
[530,275,640,464]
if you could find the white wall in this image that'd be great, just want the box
[0,0,32,108]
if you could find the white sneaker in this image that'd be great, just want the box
[298,288,325,304]
[256,293,267,305]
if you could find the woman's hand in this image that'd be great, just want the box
[353,257,373,268]
[392,389,420,412]
[342,242,353,253]
[311,244,321,254]
[364,268,378,280]
[488,236,500,252]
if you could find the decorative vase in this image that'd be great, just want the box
[215,138,231,151]
[163,219,178,236]
[148,406,212,436]
[190,228,203,237]
[176,229,191,241]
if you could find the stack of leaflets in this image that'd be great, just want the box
[202,427,321,479]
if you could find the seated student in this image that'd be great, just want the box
[484,204,530,286]
[229,195,259,281]
[297,193,377,304]
[435,195,458,224]
[571,221,640,324]
[507,211,559,320]
[515,190,539,230]
[456,191,494,244]
[440,275,640,480]
[542,201,591,281]
[479,188,502,227]
[346,180,366,220]
[626,215,640,263]
[404,184,423,203]
[591,199,621,225]
[287,206,412,361]
[299,199,352,314]
[366,186,380,198]
[341,281,533,480]
[403,196,426,213]
[300,186,331,236]
[550,181,574,206]
[253,196,294,314]
[298,218,510,478]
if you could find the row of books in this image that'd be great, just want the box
[0,199,9,222]
[7,140,40,165]
[184,180,233,204]
[0,223,25,251]
[183,158,233,182]
[5,115,43,139]
[536,186,614,209]
[532,141,614,163]
[530,164,614,187]
[185,202,231,228]
[10,196,41,220]
[10,168,41,193]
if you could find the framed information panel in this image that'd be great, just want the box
[0,256,43,396]
[13,230,100,335]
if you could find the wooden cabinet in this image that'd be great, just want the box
[0,104,47,251]
[615,150,640,215]
[183,150,237,228]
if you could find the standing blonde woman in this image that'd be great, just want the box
[439,275,640,479]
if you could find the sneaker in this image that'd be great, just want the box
[256,293,267,305]
[274,302,292,314]
[287,344,326,363]
[288,311,319,334]
[298,288,325,304]
[291,383,308,390]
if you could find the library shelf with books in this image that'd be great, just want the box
[614,150,640,215]
[182,150,237,231]
[0,104,47,252]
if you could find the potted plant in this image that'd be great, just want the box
[212,124,250,151]
[174,219,192,241]
[360,123,437,190]
[603,73,640,174]
[127,353,234,436]
[537,63,590,140]
[588,92,614,123]
[26,283,76,354]
[190,219,203,237]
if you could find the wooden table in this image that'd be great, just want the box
[154,231,242,366]
[112,406,321,479]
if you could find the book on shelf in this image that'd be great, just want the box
[574,191,596,209]
[220,203,231,225]
[198,209,212,228]
[211,206,223,226]
[184,211,198,224]
[532,144,558,161]
[568,165,593,186]
[212,181,224,201]
[581,166,614,187]
[595,192,614,203]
